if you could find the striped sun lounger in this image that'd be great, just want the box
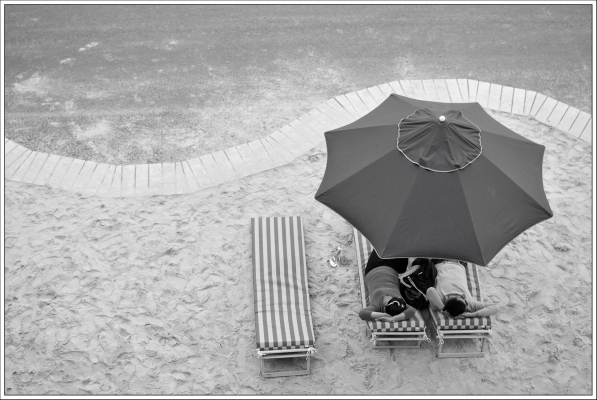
[251,216,316,377]
[429,262,492,358]
[353,227,429,349]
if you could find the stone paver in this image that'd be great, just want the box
[457,79,469,102]
[318,102,350,127]
[95,165,116,197]
[46,157,73,187]
[83,163,110,196]
[10,151,39,182]
[366,85,387,105]
[476,81,491,108]
[488,83,502,110]
[270,130,302,161]
[56,158,85,190]
[524,90,537,116]
[5,140,18,154]
[410,80,426,99]
[325,98,355,123]
[557,106,581,133]
[281,124,315,155]
[512,88,526,115]
[530,93,547,117]
[260,137,290,167]
[499,86,514,113]
[235,143,261,175]
[445,79,463,102]
[535,97,558,123]
[434,79,451,102]
[579,118,592,144]
[298,113,327,142]
[546,102,569,127]
[108,166,122,198]
[334,94,361,118]
[147,163,163,196]
[224,146,250,178]
[569,111,591,137]
[397,80,414,98]
[264,135,296,164]
[344,92,369,117]
[19,152,49,184]
[289,118,322,147]
[181,161,200,193]
[307,108,337,133]
[199,153,228,186]
[356,88,378,111]
[377,83,396,99]
[422,79,439,101]
[5,145,30,170]
[212,150,241,182]
[247,140,276,171]
[72,161,99,193]
[120,164,136,197]
[468,79,479,103]
[5,79,591,198]
[6,149,33,179]
[33,154,62,186]
[174,162,189,194]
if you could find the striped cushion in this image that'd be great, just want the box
[251,217,315,351]
[353,228,425,332]
[430,263,492,330]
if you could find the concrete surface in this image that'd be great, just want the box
[3,4,593,165]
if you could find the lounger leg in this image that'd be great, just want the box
[259,354,312,378]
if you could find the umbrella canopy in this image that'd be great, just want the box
[315,94,553,266]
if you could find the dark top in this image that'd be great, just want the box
[364,250,408,276]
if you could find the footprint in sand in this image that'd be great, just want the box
[170,371,191,380]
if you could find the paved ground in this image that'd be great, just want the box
[4,4,593,165]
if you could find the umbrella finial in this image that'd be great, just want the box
[439,115,446,122]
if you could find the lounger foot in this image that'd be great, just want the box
[436,335,490,358]
[259,352,312,378]
[371,333,428,349]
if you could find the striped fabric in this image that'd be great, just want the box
[353,227,425,332]
[430,263,492,330]
[251,216,315,351]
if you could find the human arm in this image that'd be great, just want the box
[426,287,444,311]
[456,301,499,318]
[378,306,416,322]
[359,306,391,321]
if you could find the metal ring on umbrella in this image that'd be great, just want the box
[397,108,483,173]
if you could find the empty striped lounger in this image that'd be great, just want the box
[353,227,429,349]
[251,216,316,377]
[429,262,492,358]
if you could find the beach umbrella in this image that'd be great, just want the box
[314,94,553,266]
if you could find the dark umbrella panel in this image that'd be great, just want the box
[315,94,553,266]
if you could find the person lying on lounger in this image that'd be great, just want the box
[426,259,499,319]
[358,250,416,322]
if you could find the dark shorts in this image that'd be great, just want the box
[364,250,408,277]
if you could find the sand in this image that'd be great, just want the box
[3,110,593,396]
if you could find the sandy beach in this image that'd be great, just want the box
[3,109,593,396]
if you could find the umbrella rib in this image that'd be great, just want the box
[331,122,401,133]
[316,146,398,197]
[455,173,488,265]
[379,167,423,256]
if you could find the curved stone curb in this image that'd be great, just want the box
[4,79,593,198]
